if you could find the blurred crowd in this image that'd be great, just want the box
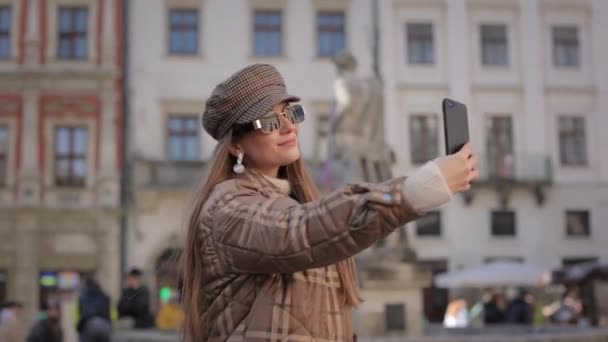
[443,286,588,329]
[0,268,184,342]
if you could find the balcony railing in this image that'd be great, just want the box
[132,154,552,191]
[133,159,208,188]
[477,153,552,185]
[135,159,324,189]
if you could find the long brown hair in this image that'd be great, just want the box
[180,131,361,341]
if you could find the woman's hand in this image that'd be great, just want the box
[434,142,480,193]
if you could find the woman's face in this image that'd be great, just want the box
[233,101,301,176]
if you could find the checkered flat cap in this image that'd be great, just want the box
[202,64,300,140]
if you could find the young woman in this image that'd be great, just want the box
[181,64,479,341]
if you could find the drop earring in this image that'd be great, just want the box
[233,152,245,174]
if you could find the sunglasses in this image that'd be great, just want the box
[232,104,305,136]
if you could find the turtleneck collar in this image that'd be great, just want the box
[260,174,291,196]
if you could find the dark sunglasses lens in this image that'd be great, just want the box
[287,111,298,124]
[286,105,305,124]
[260,115,281,133]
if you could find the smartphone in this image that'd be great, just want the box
[442,98,470,155]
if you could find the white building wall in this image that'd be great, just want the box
[128,0,608,277]
[595,0,608,183]
[394,0,608,272]
[129,0,374,163]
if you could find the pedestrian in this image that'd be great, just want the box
[77,277,112,342]
[505,288,534,325]
[180,63,480,341]
[26,300,63,342]
[444,299,469,328]
[484,293,506,324]
[0,301,24,342]
[117,268,153,329]
[155,294,184,331]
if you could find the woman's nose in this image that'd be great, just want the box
[279,114,295,133]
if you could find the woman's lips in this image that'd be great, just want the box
[278,138,297,147]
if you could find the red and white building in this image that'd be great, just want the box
[0,0,125,331]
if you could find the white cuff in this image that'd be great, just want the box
[403,161,453,213]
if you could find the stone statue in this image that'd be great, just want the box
[327,51,417,265]
[331,52,385,148]
[322,51,395,190]
[325,53,431,337]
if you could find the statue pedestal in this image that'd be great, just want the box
[353,261,431,337]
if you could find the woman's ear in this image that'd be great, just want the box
[229,143,242,158]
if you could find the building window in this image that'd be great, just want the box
[58,7,88,60]
[553,26,579,68]
[253,10,282,56]
[416,211,441,237]
[480,24,508,66]
[168,116,199,161]
[410,114,438,165]
[0,6,11,59]
[558,116,587,166]
[169,9,199,55]
[317,11,345,57]
[0,126,8,186]
[562,257,597,267]
[484,256,524,264]
[491,210,516,237]
[55,126,88,187]
[566,210,590,237]
[406,23,434,65]
[385,303,406,331]
[486,116,514,179]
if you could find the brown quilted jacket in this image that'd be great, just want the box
[198,171,421,341]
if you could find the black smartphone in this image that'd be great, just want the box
[442,98,470,155]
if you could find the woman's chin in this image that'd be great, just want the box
[280,150,301,166]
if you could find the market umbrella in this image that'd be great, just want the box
[435,260,547,288]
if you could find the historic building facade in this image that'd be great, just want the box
[127,0,608,333]
[0,1,125,333]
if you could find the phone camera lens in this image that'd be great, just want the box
[447,100,454,108]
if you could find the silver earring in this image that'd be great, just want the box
[233,152,245,174]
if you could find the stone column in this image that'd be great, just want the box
[18,86,41,206]
[99,85,117,176]
[592,0,608,182]
[445,0,473,269]
[98,0,120,208]
[520,0,546,156]
[14,213,39,326]
[379,0,397,149]
[519,0,549,265]
[24,0,40,66]
[97,85,120,208]
[96,213,121,301]
[101,0,116,67]
[446,0,471,105]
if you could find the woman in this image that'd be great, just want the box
[181,64,479,341]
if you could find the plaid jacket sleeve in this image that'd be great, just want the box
[211,177,423,274]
